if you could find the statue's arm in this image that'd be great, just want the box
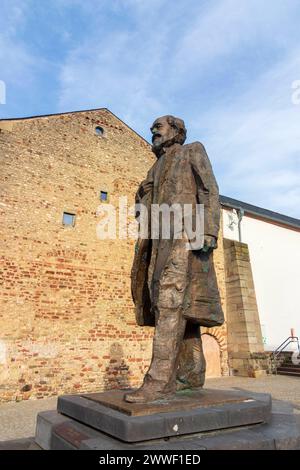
[189,142,220,241]
[135,165,154,205]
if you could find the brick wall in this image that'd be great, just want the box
[0,109,228,402]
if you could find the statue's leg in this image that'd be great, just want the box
[176,322,206,390]
[124,305,187,403]
[125,240,188,403]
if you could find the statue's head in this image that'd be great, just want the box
[150,115,187,157]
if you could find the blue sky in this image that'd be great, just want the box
[1,0,300,217]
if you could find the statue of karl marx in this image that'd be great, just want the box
[124,115,224,403]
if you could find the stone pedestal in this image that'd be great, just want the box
[34,387,300,450]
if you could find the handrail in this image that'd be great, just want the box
[271,335,300,374]
[273,335,300,359]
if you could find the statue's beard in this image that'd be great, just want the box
[152,135,179,158]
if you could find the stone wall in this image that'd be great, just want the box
[202,222,229,378]
[223,238,267,377]
[0,109,228,402]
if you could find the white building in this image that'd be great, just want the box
[221,196,300,352]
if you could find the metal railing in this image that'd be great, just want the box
[271,335,300,374]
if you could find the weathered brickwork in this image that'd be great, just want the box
[0,109,228,402]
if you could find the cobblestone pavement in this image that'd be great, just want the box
[0,375,299,443]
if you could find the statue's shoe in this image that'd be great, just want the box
[124,387,174,404]
[176,377,204,391]
[176,370,205,391]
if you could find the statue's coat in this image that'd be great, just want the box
[131,142,224,328]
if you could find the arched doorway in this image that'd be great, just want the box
[202,334,221,377]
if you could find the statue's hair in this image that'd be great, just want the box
[166,115,187,145]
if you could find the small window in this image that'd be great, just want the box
[100,191,108,202]
[95,126,104,136]
[62,212,76,227]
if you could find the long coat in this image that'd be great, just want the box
[131,142,224,328]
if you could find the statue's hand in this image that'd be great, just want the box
[201,235,217,252]
[137,180,153,200]
[141,180,153,197]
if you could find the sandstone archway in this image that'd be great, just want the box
[202,334,221,377]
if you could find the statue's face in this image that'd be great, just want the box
[150,117,177,152]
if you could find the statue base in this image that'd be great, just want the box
[35,388,300,450]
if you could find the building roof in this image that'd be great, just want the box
[220,195,300,231]
[0,107,150,145]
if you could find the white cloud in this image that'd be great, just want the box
[57,1,300,217]
[174,0,299,71]
[0,0,39,99]
[58,3,172,127]
[195,48,300,217]
[1,0,299,217]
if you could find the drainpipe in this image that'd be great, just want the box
[237,208,244,242]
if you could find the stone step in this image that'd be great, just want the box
[277,365,300,372]
[277,370,300,377]
[35,404,300,450]
[34,389,300,450]
[281,358,300,363]
[55,389,272,443]
[278,363,300,368]
[272,360,300,368]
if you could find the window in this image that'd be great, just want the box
[62,212,76,227]
[95,126,104,136]
[100,191,108,202]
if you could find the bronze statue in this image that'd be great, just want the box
[124,116,224,403]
